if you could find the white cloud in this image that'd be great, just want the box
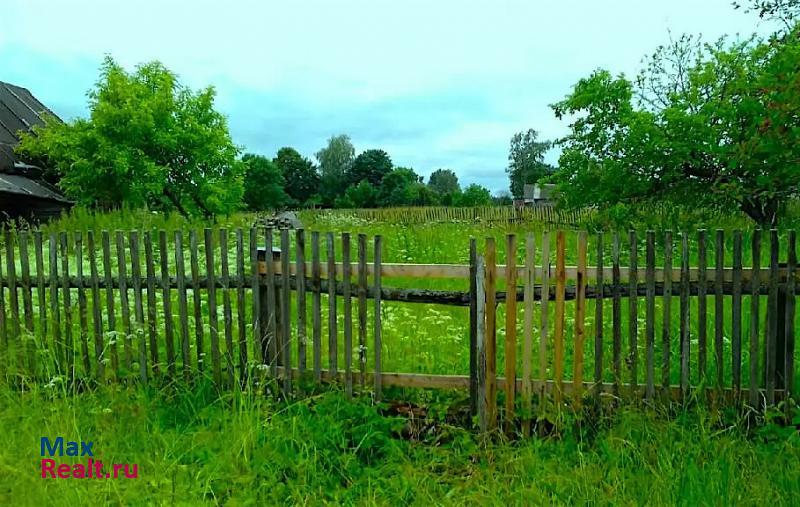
[0,0,775,193]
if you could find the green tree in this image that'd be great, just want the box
[242,154,289,211]
[16,56,243,217]
[453,184,492,207]
[273,147,319,206]
[315,135,355,206]
[336,180,378,208]
[347,149,393,188]
[427,168,460,195]
[506,129,555,198]
[552,23,800,226]
[377,167,421,207]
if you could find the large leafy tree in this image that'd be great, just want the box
[242,154,289,211]
[427,168,460,195]
[453,184,493,207]
[377,167,426,207]
[336,180,378,208]
[17,56,243,217]
[315,134,355,206]
[347,149,393,188]
[506,129,555,198]
[552,22,800,226]
[273,147,319,206]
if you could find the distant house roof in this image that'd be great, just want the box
[523,183,558,202]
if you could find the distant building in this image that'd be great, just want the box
[521,183,558,207]
[0,81,72,221]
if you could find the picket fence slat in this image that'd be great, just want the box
[249,228,261,366]
[296,229,307,377]
[0,234,6,347]
[594,232,604,397]
[662,231,673,392]
[469,238,478,415]
[116,232,132,371]
[59,232,74,377]
[75,232,90,377]
[326,232,337,379]
[265,228,277,377]
[5,230,20,341]
[574,231,587,407]
[312,231,322,382]
[645,231,655,400]
[34,231,47,354]
[715,230,724,390]
[236,229,248,385]
[358,234,368,389]
[612,233,622,394]
[554,231,566,403]
[522,234,534,436]
[373,235,383,401]
[220,229,235,388]
[767,230,779,404]
[280,228,292,393]
[628,230,638,391]
[129,231,146,382]
[539,232,550,383]
[504,233,517,431]
[175,231,191,378]
[786,231,796,398]
[343,232,353,397]
[102,231,118,378]
[749,230,762,407]
[698,230,707,382]
[159,231,175,379]
[732,231,743,392]
[680,233,690,398]
[485,237,497,429]
[144,232,159,378]
[48,233,61,365]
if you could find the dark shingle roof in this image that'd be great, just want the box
[0,80,60,171]
[0,171,71,203]
[0,81,70,205]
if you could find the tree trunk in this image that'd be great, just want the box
[163,188,190,218]
[741,196,780,228]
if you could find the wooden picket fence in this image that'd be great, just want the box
[0,227,798,435]
[313,206,592,225]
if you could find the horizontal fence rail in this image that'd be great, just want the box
[0,227,797,436]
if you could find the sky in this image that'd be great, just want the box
[0,0,773,194]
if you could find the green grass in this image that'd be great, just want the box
[1,383,798,506]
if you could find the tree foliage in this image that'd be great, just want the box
[347,149,393,188]
[242,153,289,211]
[428,169,460,195]
[315,135,355,206]
[552,24,800,226]
[16,56,243,217]
[453,184,493,207]
[273,147,319,206]
[506,129,555,198]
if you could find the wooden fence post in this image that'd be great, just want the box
[469,238,478,417]
[475,254,487,432]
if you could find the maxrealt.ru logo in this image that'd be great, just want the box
[40,437,138,479]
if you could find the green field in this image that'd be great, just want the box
[1,207,800,505]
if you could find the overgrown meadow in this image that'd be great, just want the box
[1,206,799,505]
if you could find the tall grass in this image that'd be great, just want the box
[1,382,798,506]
